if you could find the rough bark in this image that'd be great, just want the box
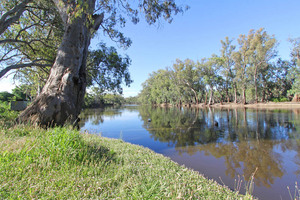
[17,1,103,126]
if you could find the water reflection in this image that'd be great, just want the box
[178,140,284,188]
[80,106,123,125]
[138,106,298,145]
[80,105,300,199]
[137,106,300,194]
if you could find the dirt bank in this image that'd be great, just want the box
[211,102,300,109]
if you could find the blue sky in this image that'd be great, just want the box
[1,0,300,97]
[95,0,300,97]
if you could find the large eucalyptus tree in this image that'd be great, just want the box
[14,0,186,126]
[248,28,277,103]
[218,37,236,103]
[233,31,254,104]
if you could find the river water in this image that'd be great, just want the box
[79,105,300,200]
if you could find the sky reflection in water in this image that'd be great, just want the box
[80,105,300,200]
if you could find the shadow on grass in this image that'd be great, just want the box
[84,143,119,165]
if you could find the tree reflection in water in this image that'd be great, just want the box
[138,106,300,188]
[80,106,123,126]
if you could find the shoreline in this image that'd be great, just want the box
[158,102,300,110]
[213,102,300,109]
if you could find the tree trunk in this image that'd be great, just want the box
[261,88,265,102]
[208,89,214,105]
[242,88,246,105]
[17,1,103,127]
[234,86,237,104]
[226,80,230,103]
[254,65,258,103]
[254,77,258,103]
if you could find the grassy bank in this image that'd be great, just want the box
[0,124,254,199]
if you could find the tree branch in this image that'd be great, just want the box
[51,0,68,25]
[0,0,33,35]
[0,59,52,79]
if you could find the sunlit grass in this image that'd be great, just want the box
[0,125,254,199]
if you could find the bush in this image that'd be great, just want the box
[271,97,289,102]
[0,92,14,101]
[0,101,18,126]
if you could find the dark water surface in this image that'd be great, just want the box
[79,105,300,200]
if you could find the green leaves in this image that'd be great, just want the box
[87,43,132,94]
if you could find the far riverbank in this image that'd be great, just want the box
[158,102,300,110]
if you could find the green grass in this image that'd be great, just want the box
[0,125,254,199]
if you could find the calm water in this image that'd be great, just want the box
[79,105,300,200]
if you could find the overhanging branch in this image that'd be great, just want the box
[0,59,52,79]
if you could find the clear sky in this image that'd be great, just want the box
[1,0,300,97]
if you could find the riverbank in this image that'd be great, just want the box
[158,102,300,110]
[213,102,300,109]
[0,125,254,199]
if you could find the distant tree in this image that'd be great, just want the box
[103,93,125,105]
[248,28,277,103]
[233,31,254,104]
[12,86,28,101]
[172,59,202,104]
[125,96,138,104]
[197,58,222,105]
[139,69,176,105]
[83,87,104,108]
[288,38,300,96]
[217,37,236,103]
[265,59,292,100]
[0,91,14,101]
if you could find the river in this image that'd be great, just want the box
[79,105,300,200]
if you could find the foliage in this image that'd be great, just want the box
[125,96,138,104]
[0,92,14,101]
[103,93,125,105]
[0,0,63,79]
[0,89,28,101]
[87,43,132,94]
[11,86,28,101]
[0,126,252,199]
[271,97,289,102]
[139,28,296,105]
[288,38,300,95]
[83,87,125,108]
[0,101,18,127]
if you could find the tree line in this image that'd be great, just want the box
[138,28,300,105]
